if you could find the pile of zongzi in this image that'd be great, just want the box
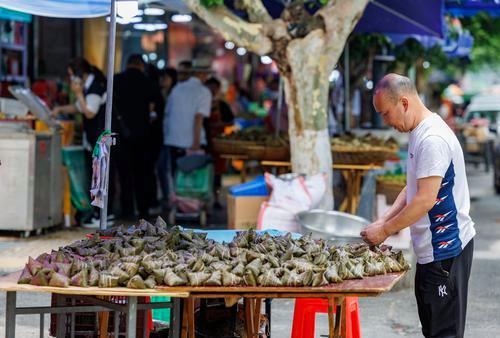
[18,218,409,289]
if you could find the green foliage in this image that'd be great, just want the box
[201,0,224,7]
[348,34,393,62]
[394,38,426,68]
[461,12,500,68]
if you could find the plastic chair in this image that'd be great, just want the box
[291,297,361,338]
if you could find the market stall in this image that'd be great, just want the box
[3,224,409,338]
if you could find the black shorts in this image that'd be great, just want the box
[415,239,474,338]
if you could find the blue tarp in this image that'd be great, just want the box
[446,0,500,17]
[1,0,444,38]
[0,0,110,18]
[355,0,444,37]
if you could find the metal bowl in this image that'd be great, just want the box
[296,209,369,244]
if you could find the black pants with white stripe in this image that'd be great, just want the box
[415,239,474,338]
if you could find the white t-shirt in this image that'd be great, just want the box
[407,113,475,264]
[163,77,212,148]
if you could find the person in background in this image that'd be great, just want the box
[162,61,212,205]
[144,63,166,215]
[160,67,178,99]
[51,57,114,227]
[205,77,235,208]
[113,54,155,220]
[362,73,475,338]
[177,60,192,83]
[157,67,178,204]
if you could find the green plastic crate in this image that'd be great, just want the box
[151,296,171,323]
[175,163,214,200]
[61,146,92,212]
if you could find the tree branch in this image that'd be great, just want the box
[317,0,369,69]
[240,0,273,24]
[185,0,273,55]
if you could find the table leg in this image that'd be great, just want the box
[327,297,335,338]
[5,291,16,338]
[55,294,65,338]
[170,298,181,338]
[339,170,350,212]
[126,296,137,338]
[244,298,254,337]
[70,298,75,338]
[333,296,345,338]
[253,298,262,334]
[40,313,44,338]
[181,299,188,338]
[241,161,247,183]
[186,297,195,338]
[114,311,120,338]
[265,298,272,337]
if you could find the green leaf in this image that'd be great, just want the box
[201,0,224,7]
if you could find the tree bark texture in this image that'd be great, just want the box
[186,0,370,210]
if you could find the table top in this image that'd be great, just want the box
[0,271,190,297]
[0,270,405,298]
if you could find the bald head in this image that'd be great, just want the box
[374,73,418,104]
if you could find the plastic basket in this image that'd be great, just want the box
[245,144,290,161]
[61,146,92,212]
[175,163,214,200]
[229,175,269,196]
[211,138,253,155]
[151,296,171,324]
[376,178,406,204]
[332,145,397,165]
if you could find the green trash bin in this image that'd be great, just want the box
[62,146,92,212]
[151,296,171,324]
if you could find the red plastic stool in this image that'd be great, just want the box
[291,297,361,338]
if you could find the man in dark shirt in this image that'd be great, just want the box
[113,54,154,219]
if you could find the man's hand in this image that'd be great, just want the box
[360,220,390,246]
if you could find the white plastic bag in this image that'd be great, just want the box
[258,172,326,232]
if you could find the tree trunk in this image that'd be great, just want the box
[283,30,334,209]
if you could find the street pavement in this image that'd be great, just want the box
[0,165,498,337]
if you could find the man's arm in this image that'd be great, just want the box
[191,113,204,150]
[361,176,442,245]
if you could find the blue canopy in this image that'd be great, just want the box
[355,0,444,37]
[0,0,110,18]
[446,0,500,17]
[1,0,444,38]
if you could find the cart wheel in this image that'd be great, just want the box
[168,209,176,225]
[200,210,207,227]
[21,230,31,239]
[35,228,43,236]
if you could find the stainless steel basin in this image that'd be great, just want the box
[296,209,369,244]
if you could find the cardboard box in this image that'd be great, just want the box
[227,194,268,230]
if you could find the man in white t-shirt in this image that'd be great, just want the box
[161,62,212,199]
[361,73,475,338]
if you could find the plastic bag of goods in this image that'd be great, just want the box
[258,173,326,232]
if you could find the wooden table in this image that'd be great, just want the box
[2,269,405,338]
[260,161,383,214]
[159,272,406,338]
[220,154,249,183]
[0,271,189,338]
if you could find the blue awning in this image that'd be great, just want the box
[446,0,500,17]
[355,0,444,37]
[0,0,110,18]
